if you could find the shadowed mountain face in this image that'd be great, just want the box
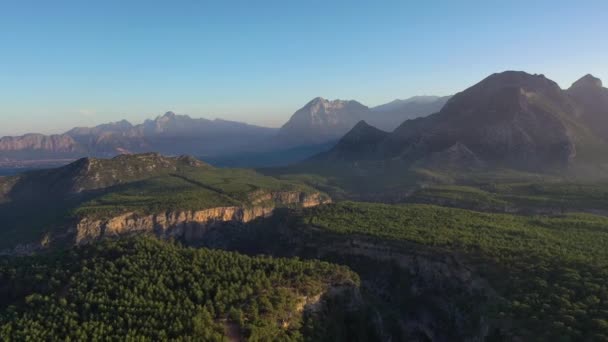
[313,121,389,161]
[567,74,608,141]
[311,71,608,172]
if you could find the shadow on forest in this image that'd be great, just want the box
[194,209,494,341]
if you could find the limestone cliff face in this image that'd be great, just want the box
[74,191,328,244]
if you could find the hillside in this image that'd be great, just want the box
[272,72,608,199]
[198,201,608,340]
[0,153,328,251]
[0,236,363,341]
[313,72,608,169]
[299,202,608,340]
[312,121,389,161]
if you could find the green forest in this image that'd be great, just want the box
[0,237,358,341]
[301,202,608,340]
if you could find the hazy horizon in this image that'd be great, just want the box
[1,1,607,136]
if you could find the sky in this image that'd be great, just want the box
[0,0,607,136]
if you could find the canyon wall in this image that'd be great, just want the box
[74,191,328,244]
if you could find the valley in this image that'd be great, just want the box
[1,71,608,341]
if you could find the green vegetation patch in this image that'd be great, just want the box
[409,181,608,213]
[73,168,320,219]
[0,160,324,250]
[302,202,608,340]
[0,237,358,341]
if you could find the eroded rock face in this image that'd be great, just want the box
[74,192,329,244]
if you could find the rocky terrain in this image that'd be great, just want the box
[0,153,329,253]
[277,97,371,146]
[310,72,608,173]
[74,191,328,245]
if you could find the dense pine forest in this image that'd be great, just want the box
[300,202,608,341]
[0,237,361,341]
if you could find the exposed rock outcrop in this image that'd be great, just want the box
[278,97,370,146]
[74,191,329,244]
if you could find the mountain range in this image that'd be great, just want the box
[0,112,277,162]
[276,96,449,146]
[0,96,448,169]
[311,71,608,175]
[3,71,608,342]
[4,71,606,175]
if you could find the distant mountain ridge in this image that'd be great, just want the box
[311,71,608,174]
[0,93,447,168]
[369,95,451,130]
[277,97,370,146]
[0,112,278,162]
[277,95,449,146]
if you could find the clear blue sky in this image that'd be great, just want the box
[1,0,607,136]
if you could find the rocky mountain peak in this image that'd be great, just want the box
[153,111,184,124]
[303,97,367,114]
[41,153,210,194]
[570,74,603,90]
[439,71,568,118]
[278,97,370,145]
[474,71,561,94]
[313,71,604,171]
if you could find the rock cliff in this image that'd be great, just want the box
[73,191,328,244]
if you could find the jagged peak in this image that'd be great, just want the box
[570,74,603,89]
[154,111,189,122]
[303,97,366,109]
[309,96,326,103]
